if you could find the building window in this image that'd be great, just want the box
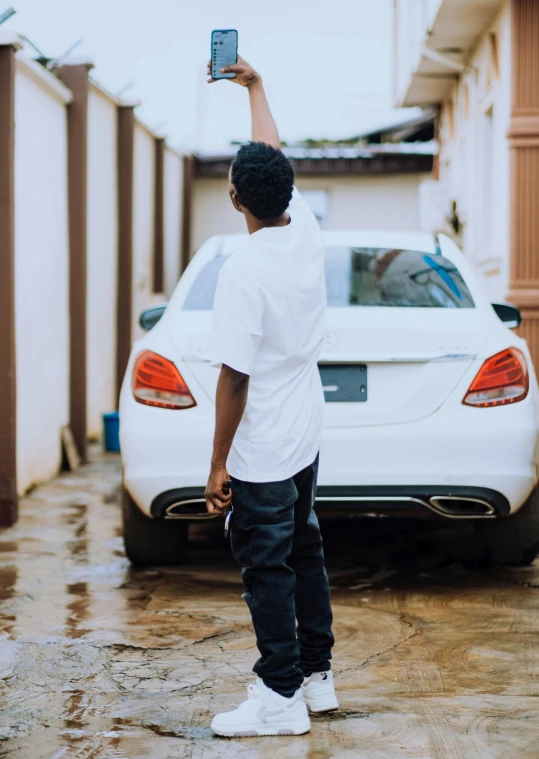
[481,107,494,251]
[487,33,500,84]
[444,99,455,140]
[462,84,470,121]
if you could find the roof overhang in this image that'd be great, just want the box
[0,30,23,49]
[399,0,503,107]
[194,150,434,178]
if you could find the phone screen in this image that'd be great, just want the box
[211,29,238,79]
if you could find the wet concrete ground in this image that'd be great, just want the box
[1,450,539,758]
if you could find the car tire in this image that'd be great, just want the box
[122,487,188,566]
[474,487,539,566]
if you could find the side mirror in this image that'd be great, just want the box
[492,302,521,330]
[139,304,167,331]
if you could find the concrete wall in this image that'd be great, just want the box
[86,83,118,437]
[163,147,182,298]
[10,53,184,494]
[14,59,71,493]
[191,173,428,254]
[132,121,156,341]
[298,175,427,231]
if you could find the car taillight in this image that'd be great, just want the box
[462,347,529,408]
[132,351,196,410]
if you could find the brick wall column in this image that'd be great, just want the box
[180,154,195,274]
[56,63,93,462]
[116,104,136,403]
[507,0,539,368]
[0,38,20,525]
[153,137,165,293]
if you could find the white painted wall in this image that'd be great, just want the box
[191,177,242,252]
[132,122,156,342]
[163,147,182,298]
[11,57,189,485]
[86,84,118,437]
[298,175,427,231]
[420,1,511,301]
[191,173,428,255]
[14,59,70,493]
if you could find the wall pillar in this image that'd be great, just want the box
[507,0,539,368]
[180,154,195,274]
[153,137,165,293]
[0,38,20,525]
[56,63,92,463]
[116,104,135,403]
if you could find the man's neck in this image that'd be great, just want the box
[246,213,291,235]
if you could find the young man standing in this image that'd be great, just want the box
[204,55,337,738]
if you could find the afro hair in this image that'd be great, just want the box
[230,141,295,220]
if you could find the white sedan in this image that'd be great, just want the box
[119,231,539,566]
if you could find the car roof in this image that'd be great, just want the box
[217,230,437,255]
[323,230,436,252]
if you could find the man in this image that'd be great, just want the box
[204,54,337,738]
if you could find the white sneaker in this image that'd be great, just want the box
[301,670,339,713]
[211,678,311,737]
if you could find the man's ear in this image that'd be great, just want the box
[231,192,243,213]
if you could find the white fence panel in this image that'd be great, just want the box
[87,84,119,436]
[132,122,156,342]
[14,59,70,493]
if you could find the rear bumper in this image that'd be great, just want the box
[318,405,538,515]
[314,485,509,518]
[120,390,538,518]
[152,483,510,521]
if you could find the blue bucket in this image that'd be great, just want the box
[102,411,120,452]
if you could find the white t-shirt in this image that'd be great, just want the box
[211,188,327,482]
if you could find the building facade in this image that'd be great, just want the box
[394,0,539,367]
[183,145,434,257]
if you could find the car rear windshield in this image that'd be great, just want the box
[325,247,475,308]
[183,247,475,310]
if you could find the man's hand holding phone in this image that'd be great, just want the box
[207,55,260,89]
[205,466,232,515]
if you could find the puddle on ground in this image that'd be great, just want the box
[0,541,18,553]
[0,447,538,756]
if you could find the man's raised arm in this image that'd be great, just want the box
[207,55,280,149]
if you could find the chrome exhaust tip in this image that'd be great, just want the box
[428,495,496,518]
[164,498,218,520]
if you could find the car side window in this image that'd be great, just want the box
[183,256,231,311]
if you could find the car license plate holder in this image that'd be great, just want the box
[319,364,368,402]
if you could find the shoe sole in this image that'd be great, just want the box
[211,718,311,737]
[303,696,339,713]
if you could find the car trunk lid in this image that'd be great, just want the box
[170,308,489,427]
[319,307,488,427]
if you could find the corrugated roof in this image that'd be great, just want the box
[196,140,437,162]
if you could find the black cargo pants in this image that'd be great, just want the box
[229,454,334,697]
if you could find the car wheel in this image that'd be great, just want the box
[474,487,539,566]
[122,487,188,566]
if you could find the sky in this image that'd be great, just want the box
[4,0,417,152]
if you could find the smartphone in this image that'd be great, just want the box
[211,29,238,80]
